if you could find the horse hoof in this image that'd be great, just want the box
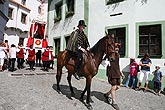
[79,97,84,102]
[86,104,93,110]
[71,92,75,97]
[57,90,62,94]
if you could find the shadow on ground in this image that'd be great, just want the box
[52,84,108,107]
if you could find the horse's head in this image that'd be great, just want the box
[90,35,120,61]
[103,35,121,61]
[104,35,115,56]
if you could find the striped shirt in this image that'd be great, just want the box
[66,29,90,52]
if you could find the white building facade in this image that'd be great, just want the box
[48,0,165,88]
[4,0,48,46]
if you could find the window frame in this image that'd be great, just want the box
[138,24,162,58]
[8,7,13,19]
[107,27,126,57]
[21,12,27,24]
[54,38,61,58]
[21,0,26,5]
[65,0,75,18]
[54,1,62,23]
[38,5,41,14]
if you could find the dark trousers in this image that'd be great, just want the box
[28,60,35,69]
[50,60,54,68]
[3,59,8,70]
[74,50,83,73]
[154,81,161,91]
[42,61,50,70]
[9,58,16,71]
[17,58,24,69]
[36,58,41,66]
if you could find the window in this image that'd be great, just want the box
[8,7,13,19]
[139,24,161,57]
[54,38,60,58]
[108,27,126,56]
[66,0,74,18]
[19,38,24,45]
[0,0,4,11]
[21,13,27,24]
[21,0,26,5]
[38,5,41,14]
[0,0,5,4]
[54,2,62,23]
[106,0,124,5]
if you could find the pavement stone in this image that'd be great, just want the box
[0,65,165,110]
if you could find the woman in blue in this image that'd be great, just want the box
[137,53,152,92]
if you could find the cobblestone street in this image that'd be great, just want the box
[0,66,165,110]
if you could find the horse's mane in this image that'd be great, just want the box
[90,36,107,55]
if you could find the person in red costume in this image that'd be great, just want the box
[17,43,25,69]
[41,46,51,71]
[26,45,35,70]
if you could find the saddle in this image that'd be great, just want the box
[66,50,89,66]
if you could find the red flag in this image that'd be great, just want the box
[30,23,38,37]
[26,37,34,47]
[37,23,45,39]
[42,39,48,48]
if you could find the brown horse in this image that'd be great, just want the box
[56,35,115,109]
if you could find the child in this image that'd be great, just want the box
[152,64,163,95]
[129,58,139,89]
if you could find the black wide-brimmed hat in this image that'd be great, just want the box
[77,20,86,27]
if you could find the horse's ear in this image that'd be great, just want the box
[105,31,108,36]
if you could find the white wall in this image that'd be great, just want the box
[48,0,85,50]
[87,0,165,72]
[48,0,165,74]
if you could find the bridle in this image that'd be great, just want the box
[105,36,115,54]
[105,36,116,62]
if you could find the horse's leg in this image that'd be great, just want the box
[56,66,62,94]
[67,73,75,96]
[86,77,93,110]
[80,84,87,102]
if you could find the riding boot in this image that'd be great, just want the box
[73,61,80,80]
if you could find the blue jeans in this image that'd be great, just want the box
[124,74,130,87]
[130,76,137,89]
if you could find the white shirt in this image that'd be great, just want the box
[9,47,17,58]
[0,47,6,59]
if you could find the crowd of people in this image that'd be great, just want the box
[123,53,163,96]
[0,40,54,72]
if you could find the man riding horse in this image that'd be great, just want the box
[66,20,90,80]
